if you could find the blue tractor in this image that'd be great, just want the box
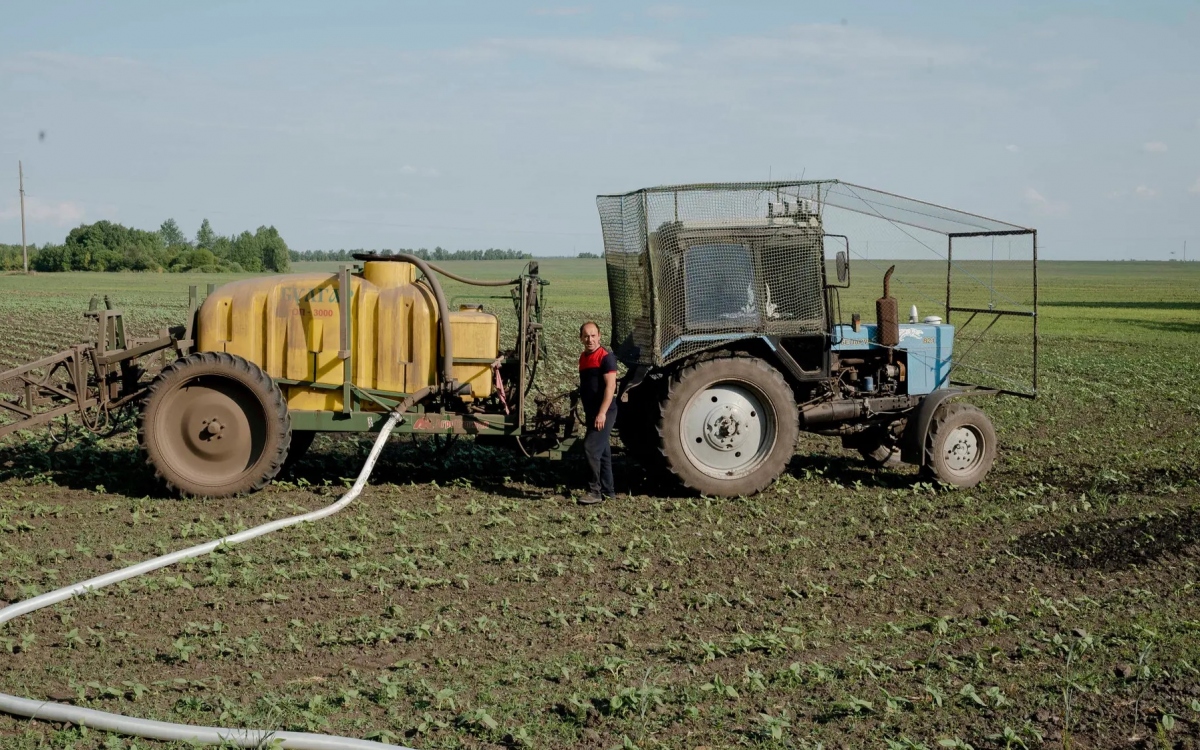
[597,181,1037,497]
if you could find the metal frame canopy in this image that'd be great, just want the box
[596,180,1038,397]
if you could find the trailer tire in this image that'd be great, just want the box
[139,352,291,498]
[922,402,996,488]
[658,356,798,496]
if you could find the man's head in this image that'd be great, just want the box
[579,321,601,352]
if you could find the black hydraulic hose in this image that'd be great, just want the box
[352,253,455,387]
[351,252,521,287]
[424,261,521,287]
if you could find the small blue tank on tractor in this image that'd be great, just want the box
[598,181,1038,496]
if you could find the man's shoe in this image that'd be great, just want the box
[578,492,606,505]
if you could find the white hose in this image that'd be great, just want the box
[0,410,418,750]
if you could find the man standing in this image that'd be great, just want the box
[578,321,617,505]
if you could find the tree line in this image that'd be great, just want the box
[0,221,557,273]
[0,218,290,273]
[290,247,532,262]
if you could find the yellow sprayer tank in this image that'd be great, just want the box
[196,260,498,411]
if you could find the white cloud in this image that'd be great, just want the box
[1189,177,1200,194]
[645,5,690,21]
[400,165,440,177]
[1141,141,1168,153]
[491,36,679,72]
[1005,144,1020,153]
[1028,57,1097,91]
[435,46,505,65]
[1134,185,1157,199]
[717,24,978,72]
[0,197,85,226]
[1023,187,1067,216]
[0,51,158,92]
[531,6,588,17]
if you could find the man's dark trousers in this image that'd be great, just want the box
[584,406,616,498]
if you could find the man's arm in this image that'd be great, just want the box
[595,370,617,430]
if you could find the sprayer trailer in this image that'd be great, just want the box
[0,254,550,497]
[600,181,1039,496]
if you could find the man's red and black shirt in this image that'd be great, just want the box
[579,346,618,419]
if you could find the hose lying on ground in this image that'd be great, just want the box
[0,392,431,750]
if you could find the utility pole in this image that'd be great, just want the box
[19,161,28,274]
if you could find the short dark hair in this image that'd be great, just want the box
[579,321,600,336]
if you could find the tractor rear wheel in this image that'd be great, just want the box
[658,357,798,496]
[139,352,291,497]
[617,380,663,460]
[922,402,996,487]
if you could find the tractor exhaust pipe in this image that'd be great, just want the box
[802,400,865,425]
[876,265,899,349]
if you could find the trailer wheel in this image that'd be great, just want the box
[139,352,291,497]
[658,357,798,496]
[923,402,996,488]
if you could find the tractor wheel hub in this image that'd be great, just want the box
[680,383,773,477]
[703,404,748,451]
[943,426,979,470]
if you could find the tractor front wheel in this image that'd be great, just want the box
[922,402,996,487]
[658,357,798,496]
[139,352,291,497]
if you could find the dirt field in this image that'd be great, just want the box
[0,260,1198,749]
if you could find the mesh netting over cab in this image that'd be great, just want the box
[598,182,829,367]
[597,181,1038,396]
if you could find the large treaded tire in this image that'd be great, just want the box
[922,402,996,488]
[658,356,798,497]
[616,380,663,460]
[138,352,291,498]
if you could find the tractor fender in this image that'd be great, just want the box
[618,364,651,403]
[901,388,965,465]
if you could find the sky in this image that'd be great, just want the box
[1,1,1197,260]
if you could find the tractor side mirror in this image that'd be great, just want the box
[824,234,851,288]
